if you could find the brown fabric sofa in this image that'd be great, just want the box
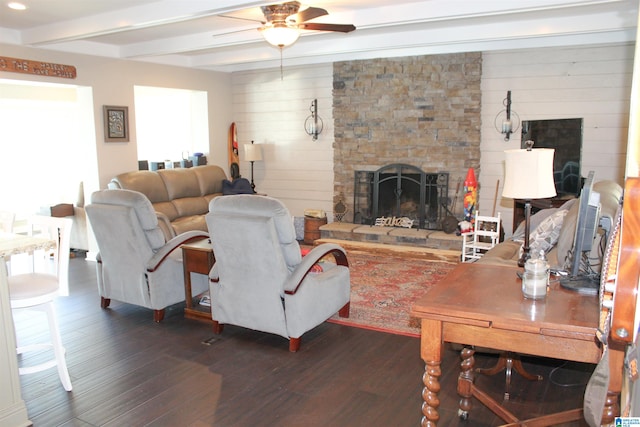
[108,165,227,240]
[478,180,623,271]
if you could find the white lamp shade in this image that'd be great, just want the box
[503,148,557,199]
[244,143,263,162]
[260,25,300,47]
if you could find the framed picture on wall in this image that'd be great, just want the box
[103,105,129,142]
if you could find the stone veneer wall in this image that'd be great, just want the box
[332,52,482,224]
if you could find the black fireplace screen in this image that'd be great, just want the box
[353,164,449,230]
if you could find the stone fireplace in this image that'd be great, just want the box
[353,164,449,229]
[332,52,482,228]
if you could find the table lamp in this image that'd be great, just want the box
[244,141,263,192]
[503,140,556,267]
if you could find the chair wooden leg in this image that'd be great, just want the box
[339,302,350,318]
[153,309,165,323]
[100,297,111,308]
[212,320,224,334]
[289,337,301,352]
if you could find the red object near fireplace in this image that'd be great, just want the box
[463,168,477,224]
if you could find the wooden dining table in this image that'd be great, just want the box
[0,232,56,427]
[411,262,623,426]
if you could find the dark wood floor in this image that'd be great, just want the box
[14,256,594,426]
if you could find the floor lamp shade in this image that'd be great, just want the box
[502,148,557,200]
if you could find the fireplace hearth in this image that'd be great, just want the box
[353,164,449,230]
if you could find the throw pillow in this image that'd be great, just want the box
[512,207,559,242]
[511,198,577,242]
[222,178,254,195]
[518,209,569,259]
[528,209,569,255]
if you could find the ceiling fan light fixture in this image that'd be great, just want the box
[260,24,300,48]
[8,2,27,10]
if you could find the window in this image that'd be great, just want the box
[134,86,209,164]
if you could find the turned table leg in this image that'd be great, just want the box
[421,361,441,427]
[420,318,443,427]
[457,346,475,420]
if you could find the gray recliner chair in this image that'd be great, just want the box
[206,195,351,352]
[86,189,209,322]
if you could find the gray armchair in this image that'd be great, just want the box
[86,189,209,322]
[206,195,351,352]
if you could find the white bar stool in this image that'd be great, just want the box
[9,215,73,391]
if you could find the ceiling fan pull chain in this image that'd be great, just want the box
[280,47,284,81]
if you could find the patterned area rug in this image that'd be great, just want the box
[324,244,459,337]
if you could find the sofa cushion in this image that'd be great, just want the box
[594,180,623,231]
[158,169,201,199]
[476,240,521,266]
[109,171,170,203]
[152,201,180,221]
[171,215,207,235]
[172,196,209,217]
[192,165,226,195]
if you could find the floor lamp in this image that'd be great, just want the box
[244,141,263,193]
[503,140,557,267]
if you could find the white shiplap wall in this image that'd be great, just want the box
[231,43,634,229]
[480,43,634,235]
[232,64,335,219]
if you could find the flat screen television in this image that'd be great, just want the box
[560,170,601,295]
[521,118,583,196]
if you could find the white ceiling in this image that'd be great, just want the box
[0,0,637,72]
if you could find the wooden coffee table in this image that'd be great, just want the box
[181,237,215,322]
[411,262,623,426]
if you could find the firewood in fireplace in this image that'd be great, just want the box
[400,200,418,215]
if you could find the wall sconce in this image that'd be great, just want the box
[244,140,263,193]
[494,90,520,141]
[304,99,323,141]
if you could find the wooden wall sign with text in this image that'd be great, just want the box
[0,56,77,79]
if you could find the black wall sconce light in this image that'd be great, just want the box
[494,90,520,141]
[304,99,323,141]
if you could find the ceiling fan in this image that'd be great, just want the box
[258,1,356,48]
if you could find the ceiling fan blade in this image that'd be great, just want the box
[295,6,328,23]
[301,23,356,33]
[218,14,264,24]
